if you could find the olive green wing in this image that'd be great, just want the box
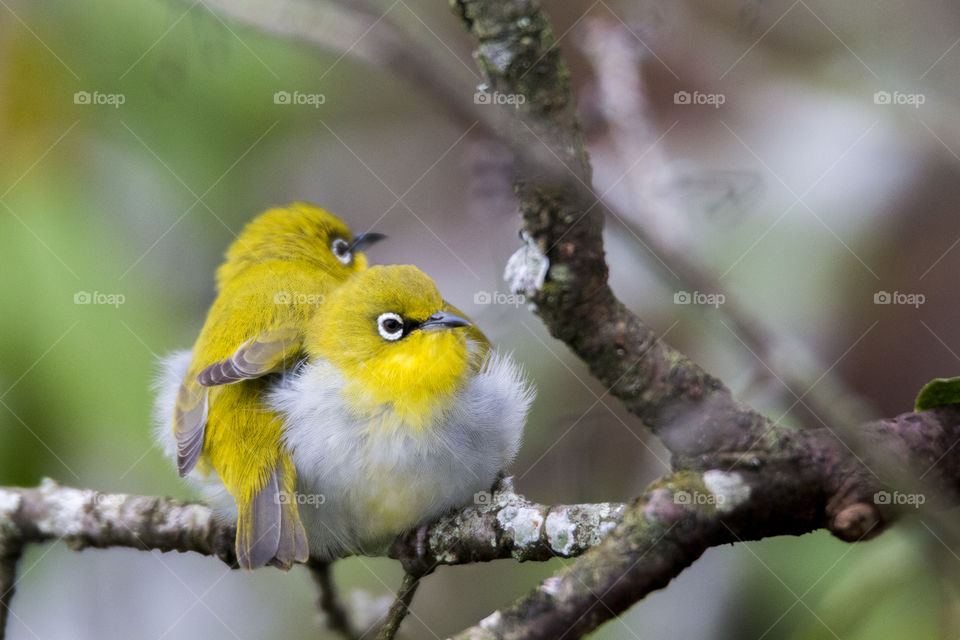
[174,327,304,477]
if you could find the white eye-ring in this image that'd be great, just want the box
[377,312,405,341]
[331,237,352,265]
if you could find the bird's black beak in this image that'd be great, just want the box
[349,232,387,253]
[418,310,471,331]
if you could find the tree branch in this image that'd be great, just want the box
[451,405,960,639]
[0,404,957,637]
[0,479,235,562]
[0,477,622,568]
[0,400,957,638]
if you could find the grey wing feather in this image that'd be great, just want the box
[269,499,310,569]
[174,385,208,477]
[196,338,258,386]
[238,467,283,570]
[294,514,308,563]
[196,330,302,387]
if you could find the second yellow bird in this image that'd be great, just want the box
[161,202,384,569]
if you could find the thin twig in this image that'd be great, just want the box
[374,571,422,640]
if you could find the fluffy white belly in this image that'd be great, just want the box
[270,352,533,559]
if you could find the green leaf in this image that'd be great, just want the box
[915,377,960,411]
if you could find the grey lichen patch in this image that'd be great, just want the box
[154,502,212,538]
[428,511,473,556]
[544,503,627,555]
[545,509,576,555]
[580,503,626,549]
[702,470,751,513]
[479,610,502,630]
[0,491,21,519]
[478,43,517,73]
[38,477,60,495]
[36,483,88,538]
[598,520,618,535]
[0,490,22,540]
[504,231,549,298]
[497,505,543,553]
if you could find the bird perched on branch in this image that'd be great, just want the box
[267,264,534,559]
[155,202,384,569]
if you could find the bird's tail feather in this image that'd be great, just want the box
[237,457,309,569]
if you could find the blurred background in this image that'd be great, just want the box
[1,0,959,638]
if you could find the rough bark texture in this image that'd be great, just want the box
[0,479,236,564]
[451,410,960,639]
[0,477,622,568]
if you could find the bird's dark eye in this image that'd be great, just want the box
[331,238,351,265]
[377,312,405,341]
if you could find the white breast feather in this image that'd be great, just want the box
[268,349,534,559]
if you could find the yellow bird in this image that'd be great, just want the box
[265,265,534,559]
[158,202,384,569]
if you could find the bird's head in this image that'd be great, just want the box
[308,265,474,430]
[217,202,385,286]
